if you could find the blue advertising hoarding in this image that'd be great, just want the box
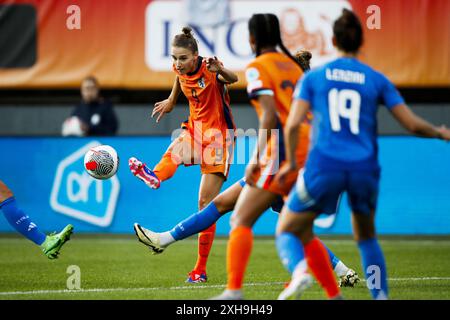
[0,136,449,235]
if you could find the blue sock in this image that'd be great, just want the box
[0,197,47,245]
[169,202,222,241]
[321,241,340,269]
[276,232,305,274]
[358,238,388,299]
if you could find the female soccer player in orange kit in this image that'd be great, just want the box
[209,13,316,299]
[129,27,238,283]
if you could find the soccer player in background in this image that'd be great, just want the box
[0,180,73,259]
[129,27,238,283]
[134,50,360,292]
[275,9,450,300]
[208,13,315,300]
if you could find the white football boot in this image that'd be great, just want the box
[210,290,244,300]
[133,223,165,255]
[277,272,313,300]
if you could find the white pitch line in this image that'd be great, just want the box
[0,281,281,296]
[388,277,450,281]
[1,277,450,296]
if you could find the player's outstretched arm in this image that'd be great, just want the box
[152,76,181,123]
[205,56,238,84]
[391,104,450,140]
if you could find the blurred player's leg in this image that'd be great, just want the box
[275,231,313,300]
[353,209,388,299]
[276,202,359,296]
[134,180,243,254]
[349,171,387,299]
[172,181,242,243]
[276,206,349,299]
[304,234,342,299]
[211,185,278,299]
[323,240,360,287]
[0,180,73,259]
[279,169,344,299]
[0,198,46,246]
[276,205,340,299]
[1,180,47,245]
[276,231,306,274]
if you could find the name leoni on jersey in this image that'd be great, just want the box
[326,68,366,84]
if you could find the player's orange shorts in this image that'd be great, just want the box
[250,123,310,196]
[173,122,235,178]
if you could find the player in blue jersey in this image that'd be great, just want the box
[0,179,73,259]
[275,9,450,300]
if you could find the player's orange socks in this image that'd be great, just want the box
[304,237,341,299]
[153,152,179,181]
[226,226,253,290]
[194,223,216,272]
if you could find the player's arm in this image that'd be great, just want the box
[205,56,238,84]
[284,99,310,169]
[390,104,450,140]
[152,76,182,123]
[245,94,278,185]
[255,95,278,159]
[284,71,313,170]
[380,73,450,140]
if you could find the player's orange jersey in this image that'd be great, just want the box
[245,51,311,195]
[174,57,235,178]
[245,51,311,165]
[174,57,235,147]
[246,51,301,126]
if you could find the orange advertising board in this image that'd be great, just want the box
[0,0,448,89]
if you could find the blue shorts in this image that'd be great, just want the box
[238,178,284,213]
[286,168,380,215]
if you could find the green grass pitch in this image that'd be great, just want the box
[0,235,449,300]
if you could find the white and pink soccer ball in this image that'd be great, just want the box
[84,145,119,180]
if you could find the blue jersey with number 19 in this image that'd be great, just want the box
[294,57,404,171]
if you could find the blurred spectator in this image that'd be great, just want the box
[62,76,118,136]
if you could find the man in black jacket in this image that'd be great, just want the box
[64,76,118,136]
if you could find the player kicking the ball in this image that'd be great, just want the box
[129,27,238,283]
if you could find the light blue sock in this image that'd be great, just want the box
[169,202,222,241]
[358,238,388,299]
[276,232,305,274]
[276,233,343,274]
[322,241,340,269]
[0,197,47,245]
